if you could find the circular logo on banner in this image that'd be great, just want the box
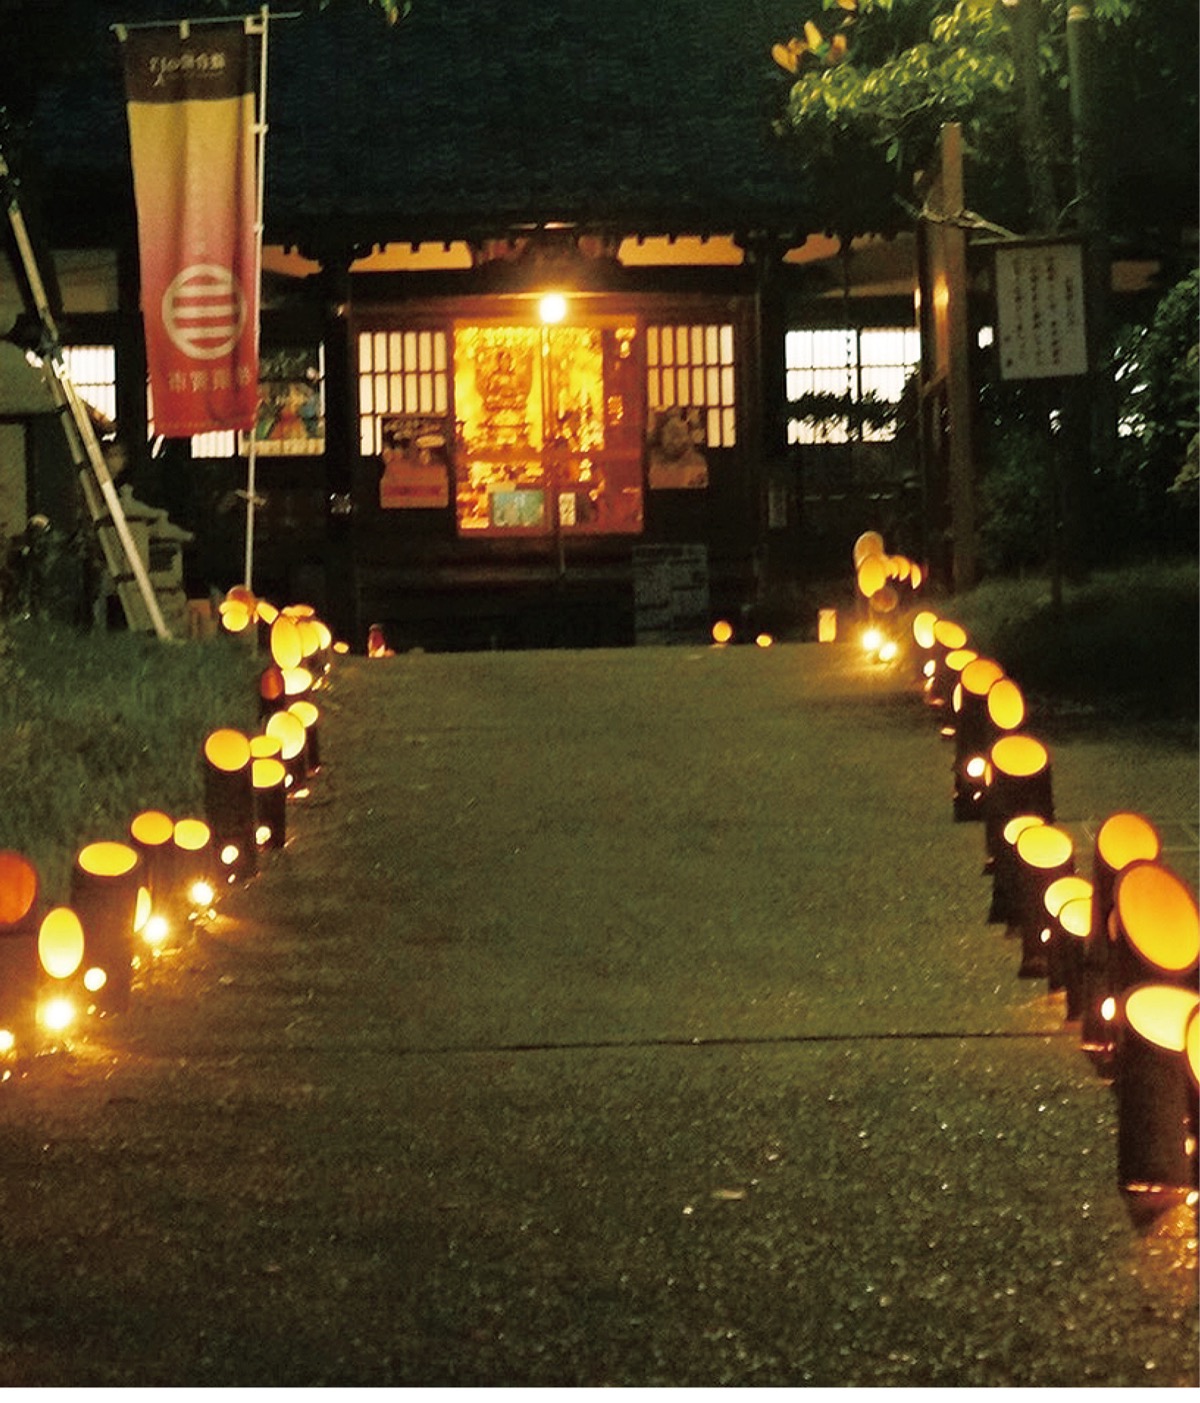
[162,264,247,360]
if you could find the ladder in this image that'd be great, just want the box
[1,137,171,639]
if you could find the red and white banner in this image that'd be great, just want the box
[121,24,259,436]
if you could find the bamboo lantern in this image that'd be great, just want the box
[287,698,321,773]
[951,657,1005,821]
[270,613,304,671]
[1080,812,1162,1053]
[258,663,288,718]
[172,818,216,918]
[852,530,885,568]
[36,906,86,1038]
[1186,1004,1199,1089]
[989,813,1045,926]
[310,618,334,680]
[252,756,288,850]
[1014,824,1075,980]
[910,609,938,683]
[70,841,142,1014]
[930,645,976,718]
[265,709,308,793]
[985,676,1026,735]
[983,734,1054,868]
[1057,894,1095,1021]
[1043,874,1093,999]
[129,809,176,910]
[817,608,837,643]
[1111,860,1199,996]
[203,728,257,884]
[280,665,315,702]
[0,850,41,1054]
[296,618,327,677]
[1116,984,1200,1192]
[218,597,254,635]
[924,618,968,708]
[856,553,888,601]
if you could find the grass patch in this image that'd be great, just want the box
[944,560,1198,742]
[0,620,260,900]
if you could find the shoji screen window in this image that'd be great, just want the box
[61,345,117,425]
[786,326,919,444]
[646,323,736,447]
[358,329,450,455]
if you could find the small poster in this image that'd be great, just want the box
[994,241,1088,381]
[380,415,450,509]
[647,407,709,489]
[240,348,325,455]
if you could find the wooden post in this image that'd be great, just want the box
[917,124,976,593]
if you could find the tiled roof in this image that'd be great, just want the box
[23,0,817,248]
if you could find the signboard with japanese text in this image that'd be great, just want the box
[121,23,260,435]
[994,241,1088,381]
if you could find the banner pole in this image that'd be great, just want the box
[242,4,271,591]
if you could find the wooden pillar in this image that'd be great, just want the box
[115,222,154,502]
[318,254,358,648]
[918,124,976,593]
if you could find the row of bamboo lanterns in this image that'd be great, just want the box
[852,533,1198,1198]
[0,590,341,1065]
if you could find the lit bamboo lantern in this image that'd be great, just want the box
[856,554,887,600]
[203,728,257,884]
[129,809,176,909]
[1014,824,1075,980]
[852,530,885,568]
[989,813,1045,926]
[311,618,334,679]
[951,657,1005,821]
[0,850,41,1054]
[1043,874,1093,999]
[1186,1004,1199,1089]
[280,665,315,702]
[296,618,326,673]
[922,619,967,707]
[172,818,216,918]
[252,756,288,850]
[259,663,287,718]
[218,597,254,635]
[985,676,1026,735]
[817,608,837,643]
[1077,813,1162,1055]
[70,840,142,1014]
[287,698,322,773]
[36,906,85,1039]
[1057,894,1095,1021]
[1112,860,1199,995]
[1081,812,1162,1054]
[983,734,1053,869]
[265,709,308,793]
[270,614,304,671]
[929,645,976,717]
[1116,984,1200,1192]
[910,609,938,684]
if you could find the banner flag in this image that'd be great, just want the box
[121,24,260,436]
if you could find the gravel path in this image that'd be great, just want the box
[0,642,1195,1385]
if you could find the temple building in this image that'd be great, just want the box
[9,0,1163,647]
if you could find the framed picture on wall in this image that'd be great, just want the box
[240,348,325,455]
[380,414,451,509]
